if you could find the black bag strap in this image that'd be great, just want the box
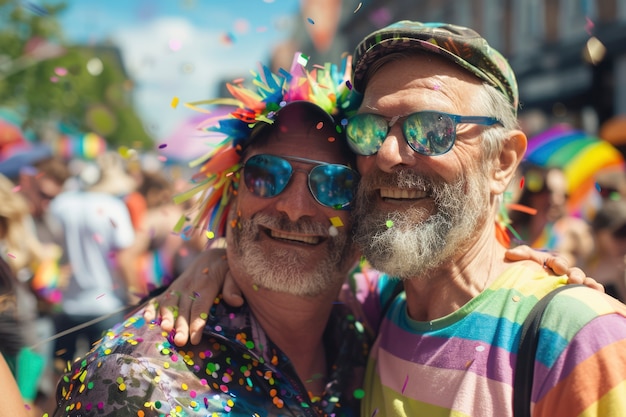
[513,284,584,417]
[381,280,404,318]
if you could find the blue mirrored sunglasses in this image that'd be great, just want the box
[242,154,359,209]
[346,111,501,156]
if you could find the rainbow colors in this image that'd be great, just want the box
[54,132,107,160]
[525,124,624,217]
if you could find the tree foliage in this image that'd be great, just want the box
[0,0,153,150]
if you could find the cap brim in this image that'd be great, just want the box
[353,37,498,94]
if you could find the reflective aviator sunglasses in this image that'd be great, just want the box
[242,154,360,209]
[346,111,501,156]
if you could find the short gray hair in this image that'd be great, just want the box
[471,83,520,165]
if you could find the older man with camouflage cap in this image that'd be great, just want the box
[347,21,626,417]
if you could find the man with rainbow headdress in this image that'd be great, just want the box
[52,53,371,417]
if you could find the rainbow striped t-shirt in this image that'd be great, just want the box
[359,263,626,417]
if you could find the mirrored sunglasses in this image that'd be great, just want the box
[346,111,501,156]
[242,154,359,209]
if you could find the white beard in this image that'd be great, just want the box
[352,168,488,278]
[230,212,352,296]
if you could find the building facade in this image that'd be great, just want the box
[285,0,626,139]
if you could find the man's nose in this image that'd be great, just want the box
[274,171,318,221]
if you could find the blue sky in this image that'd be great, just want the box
[52,0,302,146]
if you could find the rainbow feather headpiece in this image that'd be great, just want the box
[173,52,362,240]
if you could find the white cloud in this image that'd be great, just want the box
[111,16,278,142]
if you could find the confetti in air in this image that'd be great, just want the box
[585,16,595,34]
[329,216,344,228]
[307,17,315,24]
[171,96,180,108]
[297,53,309,66]
[168,39,182,51]
[354,2,363,13]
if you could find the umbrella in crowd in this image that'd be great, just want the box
[53,131,107,160]
[525,124,625,219]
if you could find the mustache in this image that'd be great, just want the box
[359,168,442,192]
[248,212,332,236]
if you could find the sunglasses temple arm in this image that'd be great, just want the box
[456,115,500,126]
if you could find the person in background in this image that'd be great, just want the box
[0,173,60,412]
[507,162,594,266]
[582,198,626,302]
[126,170,185,291]
[49,153,142,373]
[16,156,70,246]
[0,256,29,417]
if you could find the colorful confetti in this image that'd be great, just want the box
[329,216,344,228]
[585,16,594,34]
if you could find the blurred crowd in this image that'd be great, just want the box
[1,122,626,415]
[505,160,626,302]
[0,146,206,415]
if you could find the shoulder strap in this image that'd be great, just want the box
[381,280,404,318]
[513,284,584,417]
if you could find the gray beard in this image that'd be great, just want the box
[230,212,352,296]
[352,168,488,279]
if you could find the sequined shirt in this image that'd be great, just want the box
[53,298,371,417]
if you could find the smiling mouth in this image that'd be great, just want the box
[380,187,428,200]
[267,229,321,245]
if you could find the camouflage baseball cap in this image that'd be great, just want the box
[352,21,519,112]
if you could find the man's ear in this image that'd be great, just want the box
[491,129,527,194]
